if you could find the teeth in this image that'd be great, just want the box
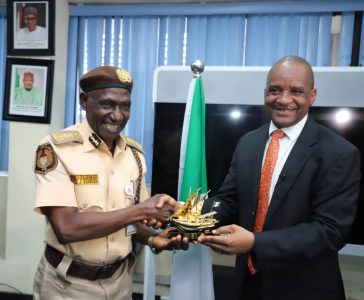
[277,108,295,112]
[105,123,118,130]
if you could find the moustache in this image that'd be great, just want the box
[272,104,297,111]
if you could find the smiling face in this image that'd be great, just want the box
[80,88,131,152]
[264,60,316,128]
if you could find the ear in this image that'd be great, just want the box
[79,92,87,111]
[309,88,317,106]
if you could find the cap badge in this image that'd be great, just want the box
[116,69,132,84]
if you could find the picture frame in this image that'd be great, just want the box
[6,0,55,56]
[2,57,54,123]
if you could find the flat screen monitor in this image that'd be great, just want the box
[151,103,364,246]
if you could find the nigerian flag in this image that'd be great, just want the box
[15,69,20,89]
[179,76,207,199]
[170,75,215,300]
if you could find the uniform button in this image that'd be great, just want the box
[111,170,114,175]
[111,203,116,208]
[251,211,255,216]
[82,203,87,209]
[110,236,115,242]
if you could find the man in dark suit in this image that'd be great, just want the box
[198,56,361,300]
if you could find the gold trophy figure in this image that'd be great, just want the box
[168,188,219,240]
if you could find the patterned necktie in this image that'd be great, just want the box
[247,129,285,274]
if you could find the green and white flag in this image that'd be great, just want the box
[15,69,20,89]
[170,76,215,300]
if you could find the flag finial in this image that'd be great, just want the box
[191,60,204,78]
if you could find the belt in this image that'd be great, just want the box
[45,244,125,281]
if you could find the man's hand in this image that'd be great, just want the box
[197,224,255,255]
[152,228,189,252]
[141,194,177,227]
[144,199,183,229]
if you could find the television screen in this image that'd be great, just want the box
[151,103,364,245]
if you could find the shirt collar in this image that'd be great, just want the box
[79,120,126,153]
[269,114,308,141]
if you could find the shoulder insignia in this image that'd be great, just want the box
[35,143,58,174]
[123,136,144,154]
[50,131,83,145]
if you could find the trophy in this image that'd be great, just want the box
[167,188,220,240]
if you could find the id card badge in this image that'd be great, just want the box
[126,223,137,236]
[124,183,137,235]
[124,183,136,205]
[124,185,134,198]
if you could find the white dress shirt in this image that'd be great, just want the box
[16,26,47,41]
[263,115,308,204]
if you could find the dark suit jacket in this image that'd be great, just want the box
[203,116,361,300]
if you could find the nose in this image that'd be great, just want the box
[276,90,292,104]
[110,106,129,122]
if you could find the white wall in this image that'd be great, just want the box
[0,0,69,294]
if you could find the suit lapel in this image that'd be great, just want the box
[265,116,318,224]
[247,124,269,211]
[237,124,269,229]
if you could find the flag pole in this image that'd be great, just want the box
[171,59,215,300]
[144,60,206,300]
[177,59,206,200]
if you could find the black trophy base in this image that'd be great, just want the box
[167,228,213,240]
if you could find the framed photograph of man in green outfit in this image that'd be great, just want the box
[3,57,54,123]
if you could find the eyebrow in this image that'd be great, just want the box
[266,85,307,92]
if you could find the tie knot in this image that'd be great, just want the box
[272,129,285,140]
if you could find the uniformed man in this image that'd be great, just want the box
[14,71,43,106]
[33,66,187,299]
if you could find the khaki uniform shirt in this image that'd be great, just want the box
[34,120,149,264]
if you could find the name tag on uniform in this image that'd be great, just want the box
[70,174,98,185]
[126,223,137,236]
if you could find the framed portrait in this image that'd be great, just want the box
[6,0,55,56]
[3,57,54,123]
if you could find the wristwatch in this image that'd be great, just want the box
[147,235,162,254]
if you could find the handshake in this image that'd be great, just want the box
[141,193,180,227]
[138,193,189,253]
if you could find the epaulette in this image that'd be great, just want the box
[50,131,83,145]
[123,136,144,154]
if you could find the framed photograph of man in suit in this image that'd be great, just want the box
[6,0,55,56]
[3,57,54,123]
